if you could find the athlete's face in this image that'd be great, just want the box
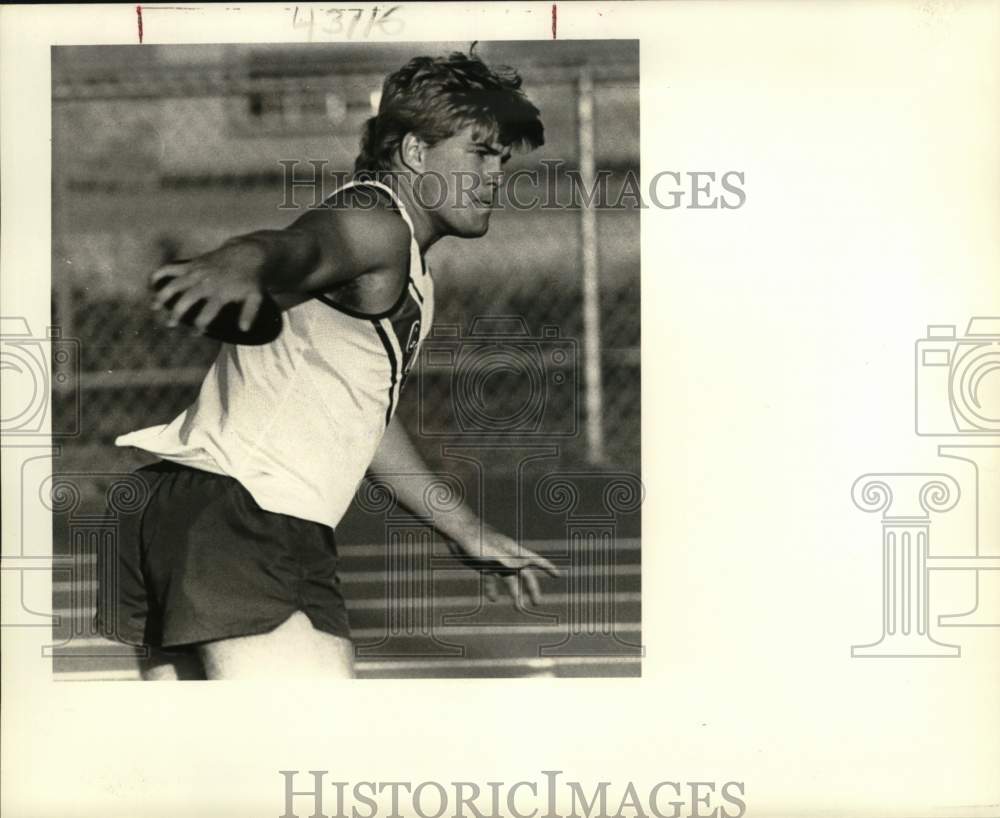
[415,125,511,238]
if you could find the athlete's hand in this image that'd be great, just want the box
[447,524,561,607]
[150,241,268,333]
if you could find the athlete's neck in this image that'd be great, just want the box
[390,181,444,254]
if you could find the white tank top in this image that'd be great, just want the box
[116,181,434,529]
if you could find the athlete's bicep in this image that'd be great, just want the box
[283,205,410,294]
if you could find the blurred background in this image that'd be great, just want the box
[49,40,641,678]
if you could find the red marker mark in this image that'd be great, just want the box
[136,5,143,43]
[551,3,557,38]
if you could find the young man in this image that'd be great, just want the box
[98,51,558,680]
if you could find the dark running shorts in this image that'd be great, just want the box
[95,460,351,650]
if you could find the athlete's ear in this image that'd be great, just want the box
[399,132,427,173]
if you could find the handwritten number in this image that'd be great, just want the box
[376,6,404,36]
[322,9,343,36]
[348,8,365,38]
[291,6,315,31]
[294,5,403,39]
[364,6,378,38]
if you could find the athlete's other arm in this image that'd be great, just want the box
[367,416,560,606]
[150,201,410,332]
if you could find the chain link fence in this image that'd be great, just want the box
[51,43,640,485]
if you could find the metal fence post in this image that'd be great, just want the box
[577,68,606,464]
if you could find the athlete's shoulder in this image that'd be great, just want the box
[323,184,410,253]
[289,182,410,280]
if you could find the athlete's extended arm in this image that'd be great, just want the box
[367,416,561,606]
[150,205,410,332]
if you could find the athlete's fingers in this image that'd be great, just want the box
[486,539,560,580]
[520,567,543,607]
[150,270,202,312]
[530,553,561,579]
[150,277,185,312]
[491,554,526,576]
[492,549,559,581]
[192,297,226,332]
[504,573,519,602]
[484,574,499,603]
[149,261,193,287]
[508,547,560,579]
[166,287,210,327]
[165,285,209,325]
[238,291,263,331]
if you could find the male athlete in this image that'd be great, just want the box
[98,51,558,680]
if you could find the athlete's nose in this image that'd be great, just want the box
[482,169,502,201]
[483,154,503,182]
